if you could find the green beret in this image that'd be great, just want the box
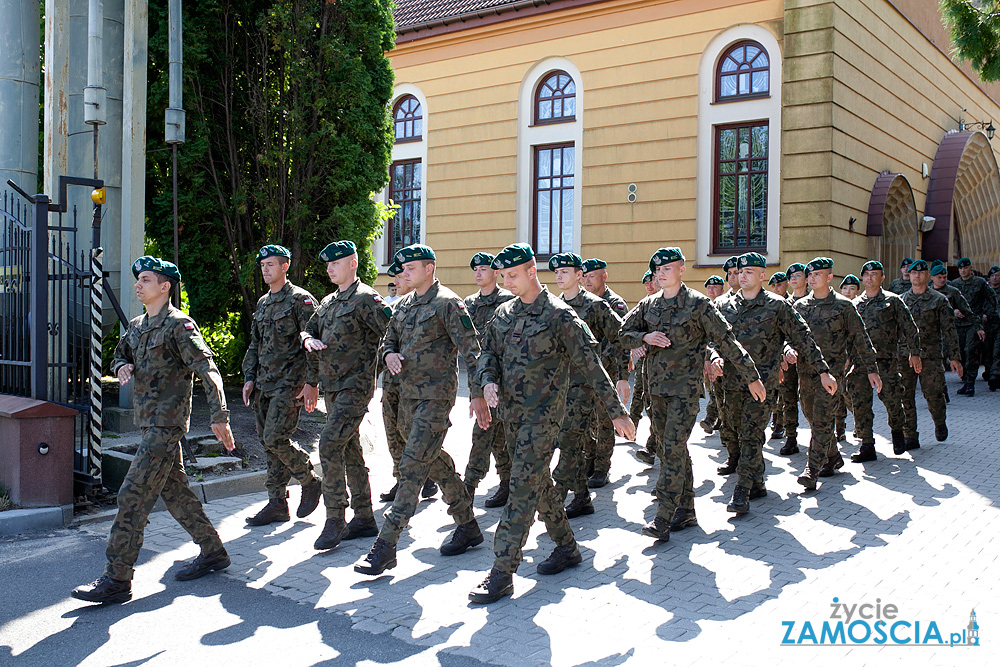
[786,263,806,276]
[648,247,684,270]
[768,272,787,285]
[704,275,725,287]
[909,259,929,272]
[470,252,496,269]
[988,266,1000,277]
[548,252,584,271]
[394,243,435,264]
[491,243,534,270]
[861,260,883,274]
[957,257,972,268]
[319,240,357,263]
[642,270,654,284]
[930,259,944,267]
[806,256,834,272]
[737,252,766,269]
[131,255,181,283]
[582,258,608,274]
[257,244,291,262]
[840,274,860,288]
[930,264,947,276]
[386,261,403,277]
[900,257,913,268]
[722,256,739,271]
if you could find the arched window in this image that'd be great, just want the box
[393,95,422,142]
[715,40,769,102]
[534,71,576,124]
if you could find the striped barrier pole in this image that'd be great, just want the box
[89,246,104,481]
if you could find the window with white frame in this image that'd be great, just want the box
[379,87,428,268]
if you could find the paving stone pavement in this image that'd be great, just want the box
[79,373,1000,666]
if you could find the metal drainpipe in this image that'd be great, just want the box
[165,0,185,309]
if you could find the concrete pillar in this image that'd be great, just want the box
[43,0,68,196]
[1,0,41,194]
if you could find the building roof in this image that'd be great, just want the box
[395,0,525,31]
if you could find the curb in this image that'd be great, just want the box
[0,505,75,537]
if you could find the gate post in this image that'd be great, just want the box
[30,193,49,400]
[89,246,104,480]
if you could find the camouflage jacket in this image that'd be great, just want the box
[852,288,920,359]
[886,277,911,295]
[949,275,997,320]
[619,284,760,398]
[112,305,228,430]
[562,289,627,384]
[383,279,483,401]
[902,288,961,360]
[713,289,828,393]
[930,284,981,332]
[792,291,877,376]
[477,287,626,424]
[379,298,407,387]
[597,286,630,380]
[305,278,392,396]
[464,287,515,346]
[242,280,316,393]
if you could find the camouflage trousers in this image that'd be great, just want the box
[492,419,574,574]
[381,379,403,480]
[318,388,373,521]
[956,325,982,375]
[630,361,648,424]
[704,377,722,426]
[719,387,741,461]
[463,404,511,488]
[379,398,474,545]
[846,358,905,443]
[553,385,598,501]
[253,387,316,501]
[799,368,843,472]
[900,357,947,438]
[586,410,616,476]
[649,394,701,520]
[105,426,223,581]
[983,320,999,379]
[724,389,774,490]
[780,361,800,430]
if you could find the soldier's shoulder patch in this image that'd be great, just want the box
[183,322,195,330]
[581,321,594,338]
[382,306,393,318]
[303,298,314,306]
[460,313,474,330]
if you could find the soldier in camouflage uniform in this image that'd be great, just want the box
[72,257,234,605]
[549,252,624,518]
[766,271,789,439]
[469,244,634,604]
[632,270,660,465]
[301,241,392,551]
[356,244,490,576]
[699,275,726,435]
[778,263,810,456]
[930,263,979,403]
[620,248,764,540]
[847,261,921,462]
[581,258,630,488]
[714,253,831,514]
[987,266,1000,390]
[241,245,322,527]
[950,257,997,396]
[901,260,964,447]
[886,258,912,295]
[715,256,746,476]
[463,252,515,508]
[379,261,409,501]
[790,258,881,490]
[833,275,862,443]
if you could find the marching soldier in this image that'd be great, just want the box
[767,271,789,439]
[848,261,921,461]
[790,258,881,491]
[463,252,515,507]
[987,266,1000,391]
[302,241,391,551]
[950,257,997,396]
[901,260,963,447]
[715,255,745,476]
[241,245,323,527]
[886,258,912,294]
[834,274,862,443]
[620,248,764,540]
[72,257,235,604]
[356,244,489,576]
[723,256,740,294]
[768,272,788,299]
[469,244,634,604]
[778,262,809,456]
[699,276,727,435]
[631,269,660,465]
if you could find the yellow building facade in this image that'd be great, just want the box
[375,0,1000,307]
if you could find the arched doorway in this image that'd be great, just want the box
[925,130,1000,268]
[866,171,917,273]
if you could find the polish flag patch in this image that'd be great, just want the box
[304,299,313,305]
[184,322,195,330]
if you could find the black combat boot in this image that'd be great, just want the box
[421,479,438,499]
[564,493,595,518]
[904,435,921,450]
[668,507,698,531]
[297,478,322,518]
[587,471,610,488]
[727,485,750,515]
[641,516,670,541]
[836,425,847,443]
[354,538,397,575]
[699,419,715,435]
[818,451,844,477]
[246,498,290,526]
[935,423,949,442]
[716,454,739,475]
[313,518,347,551]
[440,520,484,556]
[635,448,656,465]
[469,568,514,604]
[891,430,906,455]
[343,515,378,540]
[850,443,877,463]
[770,425,785,440]
[797,467,819,490]
[749,486,767,500]
[779,433,799,456]
[380,481,399,502]
[484,479,509,508]
[71,575,132,604]
[989,375,1000,391]
[175,547,231,581]
[537,542,583,575]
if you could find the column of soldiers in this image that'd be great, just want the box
[72,241,994,606]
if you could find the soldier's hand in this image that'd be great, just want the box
[211,422,236,452]
[613,415,636,442]
[470,397,491,429]
[385,353,405,375]
[820,372,837,395]
[909,355,923,374]
[748,379,767,402]
[951,359,964,378]
[484,383,500,408]
[304,336,327,352]
[298,384,319,412]
[780,360,789,372]
[868,372,883,394]
[242,381,254,407]
[117,364,134,386]
[709,358,724,381]
[784,349,799,365]
[643,331,671,348]
[955,309,964,319]
[978,329,986,341]
[616,380,631,406]
[632,346,647,361]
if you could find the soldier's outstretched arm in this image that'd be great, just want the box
[894,296,920,358]
[940,300,962,362]
[173,321,232,442]
[111,320,137,384]
[563,312,627,420]
[476,313,504,408]
[619,301,650,349]
[444,299,484,399]
[780,303,829,374]
[700,302,760,387]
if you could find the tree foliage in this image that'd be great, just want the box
[941,0,1000,82]
[145,0,396,356]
